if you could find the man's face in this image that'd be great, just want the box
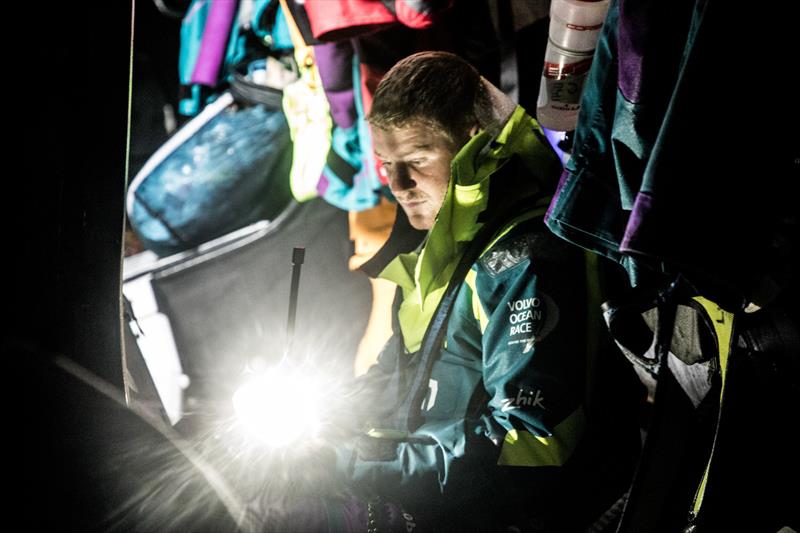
[371,121,459,230]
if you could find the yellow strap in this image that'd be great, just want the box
[277,0,306,47]
[690,296,735,516]
[464,269,490,333]
[497,406,585,467]
[277,0,316,83]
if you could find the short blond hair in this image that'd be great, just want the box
[368,51,493,145]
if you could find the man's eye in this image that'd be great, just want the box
[409,159,425,166]
[380,161,392,168]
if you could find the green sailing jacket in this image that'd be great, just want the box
[338,107,620,528]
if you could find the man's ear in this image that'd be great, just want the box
[468,124,480,138]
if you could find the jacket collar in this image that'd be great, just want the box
[360,106,561,352]
[361,106,560,280]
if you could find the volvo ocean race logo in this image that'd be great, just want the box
[506,291,559,353]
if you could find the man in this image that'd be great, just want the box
[324,51,642,532]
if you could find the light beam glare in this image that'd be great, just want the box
[232,366,323,448]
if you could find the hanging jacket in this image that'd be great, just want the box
[335,107,639,530]
[543,0,798,312]
[312,41,386,211]
[303,0,452,42]
[542,1,799,531]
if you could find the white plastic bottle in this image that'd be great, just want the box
[536,0,610,132]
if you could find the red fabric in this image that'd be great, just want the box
[393,0,442,29]
[358,62,385,117]
[304,0,451,40]
[304,0,396,41]
[359,62,389,186]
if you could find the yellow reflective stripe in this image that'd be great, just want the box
[464,269,489,333]
[690,296,735,516]
[497,406,585,467]
[692,296,733,391]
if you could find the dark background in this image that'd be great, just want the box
[5,2,244,530]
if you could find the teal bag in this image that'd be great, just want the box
[127,87,293,256]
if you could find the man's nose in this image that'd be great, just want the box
[389,164,416,193]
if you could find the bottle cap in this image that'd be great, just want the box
[549,0,610,52]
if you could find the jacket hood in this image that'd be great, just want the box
[361,106,561,352]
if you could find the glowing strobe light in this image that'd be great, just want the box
[232,369,321,447]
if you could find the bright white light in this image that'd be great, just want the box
[232,369,322,447]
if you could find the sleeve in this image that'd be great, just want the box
[470,229,588,468]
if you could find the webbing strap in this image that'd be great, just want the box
[404,158,536,431]
[583,251,602,412]
[277,0,315,78]
[689,297,735,519]
[616,281,736,532]
[616,276,683,533]
[405,209,538,430]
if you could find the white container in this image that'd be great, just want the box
[549,0,610,52]
[536,0,610,131]
[536,40,595,132]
